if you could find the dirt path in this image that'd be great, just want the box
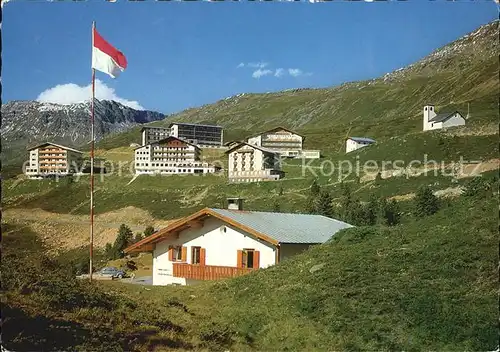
[361,159,499,183]
[3,207,180,253]
[388,186,464,201]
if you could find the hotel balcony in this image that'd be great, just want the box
[38,150,66,154]
[39,155,67,159]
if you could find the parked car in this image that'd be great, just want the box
[97,266,126,279]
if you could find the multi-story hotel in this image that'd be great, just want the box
[24,142,84,179]
[246,127,320,159]
[141,126,171,145]
[169,122,223,147]
[226,142,284,183]
[141,123,224,148]
[134,136,220,175]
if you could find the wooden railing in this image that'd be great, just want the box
[173,263,254,281]
[39,155,67,159]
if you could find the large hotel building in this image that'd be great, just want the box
[134,136,220,175]
[141,123,223,148]
[225,142,284,183]
[24,142,84,179]
[246,127,319,159]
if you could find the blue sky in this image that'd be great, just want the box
[3,1,498,114]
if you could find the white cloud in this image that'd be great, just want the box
[288,68,312,77]
[288,68,303,77]
[238,62,268,69]
[252,69,273,79]
[248,62,269,69]
[237,62,312,79]
[36,79,144,110]
[274,68,286,78]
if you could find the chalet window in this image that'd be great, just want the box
[237,249,260,269]
[243,249,254,268]
[169,245,185,262]
[192,246,201,264]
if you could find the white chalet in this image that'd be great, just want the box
[345,137,376,154]
[124,198,354,286]
[226,142,284,183]
[423,105,466,131]
[134,136,219,175]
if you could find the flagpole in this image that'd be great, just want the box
[89,20,96,282]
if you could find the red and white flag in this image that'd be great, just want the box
[92,28,127,79]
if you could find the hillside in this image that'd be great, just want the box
[2,187,497,351]
[97,20,499,151]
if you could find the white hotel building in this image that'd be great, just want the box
[134,136,220,175]
[24,142,84,179]
[246,127,320,159]
[141,123,224,148]
[226,142,284,183]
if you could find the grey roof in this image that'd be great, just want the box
[225,142,280,155]
[209,208,354,244]
[348,137,375,143]
[133,136,200,150]
[429,111,461,123]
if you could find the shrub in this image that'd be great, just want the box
[133,232,143,243]
[106,224,134,260]
[414,186,439,217]
[143,225,155,237]
[316,190,333,217]
[380,198,401,226]
[463,177,492,197]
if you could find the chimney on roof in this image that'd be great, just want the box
[227,197,244,210]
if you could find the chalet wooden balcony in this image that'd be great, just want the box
[172,263,254,281]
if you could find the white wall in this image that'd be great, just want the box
[228,145,282,182]
[442,113,466,129]
[26,149,39,175]
[426,113,466,131]
[300,150,320,159]
[153,217,277,286]
[346,139,373,153]
[250,131,303,157]
[228,145,266,174]
[247,135,262,146]
[423,105,437,131]
[170,125,179,138]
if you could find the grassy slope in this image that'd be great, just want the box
[4,182,497,351]
[112,192,498,351]
[4,130,498,220]
[5,190,494,351]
